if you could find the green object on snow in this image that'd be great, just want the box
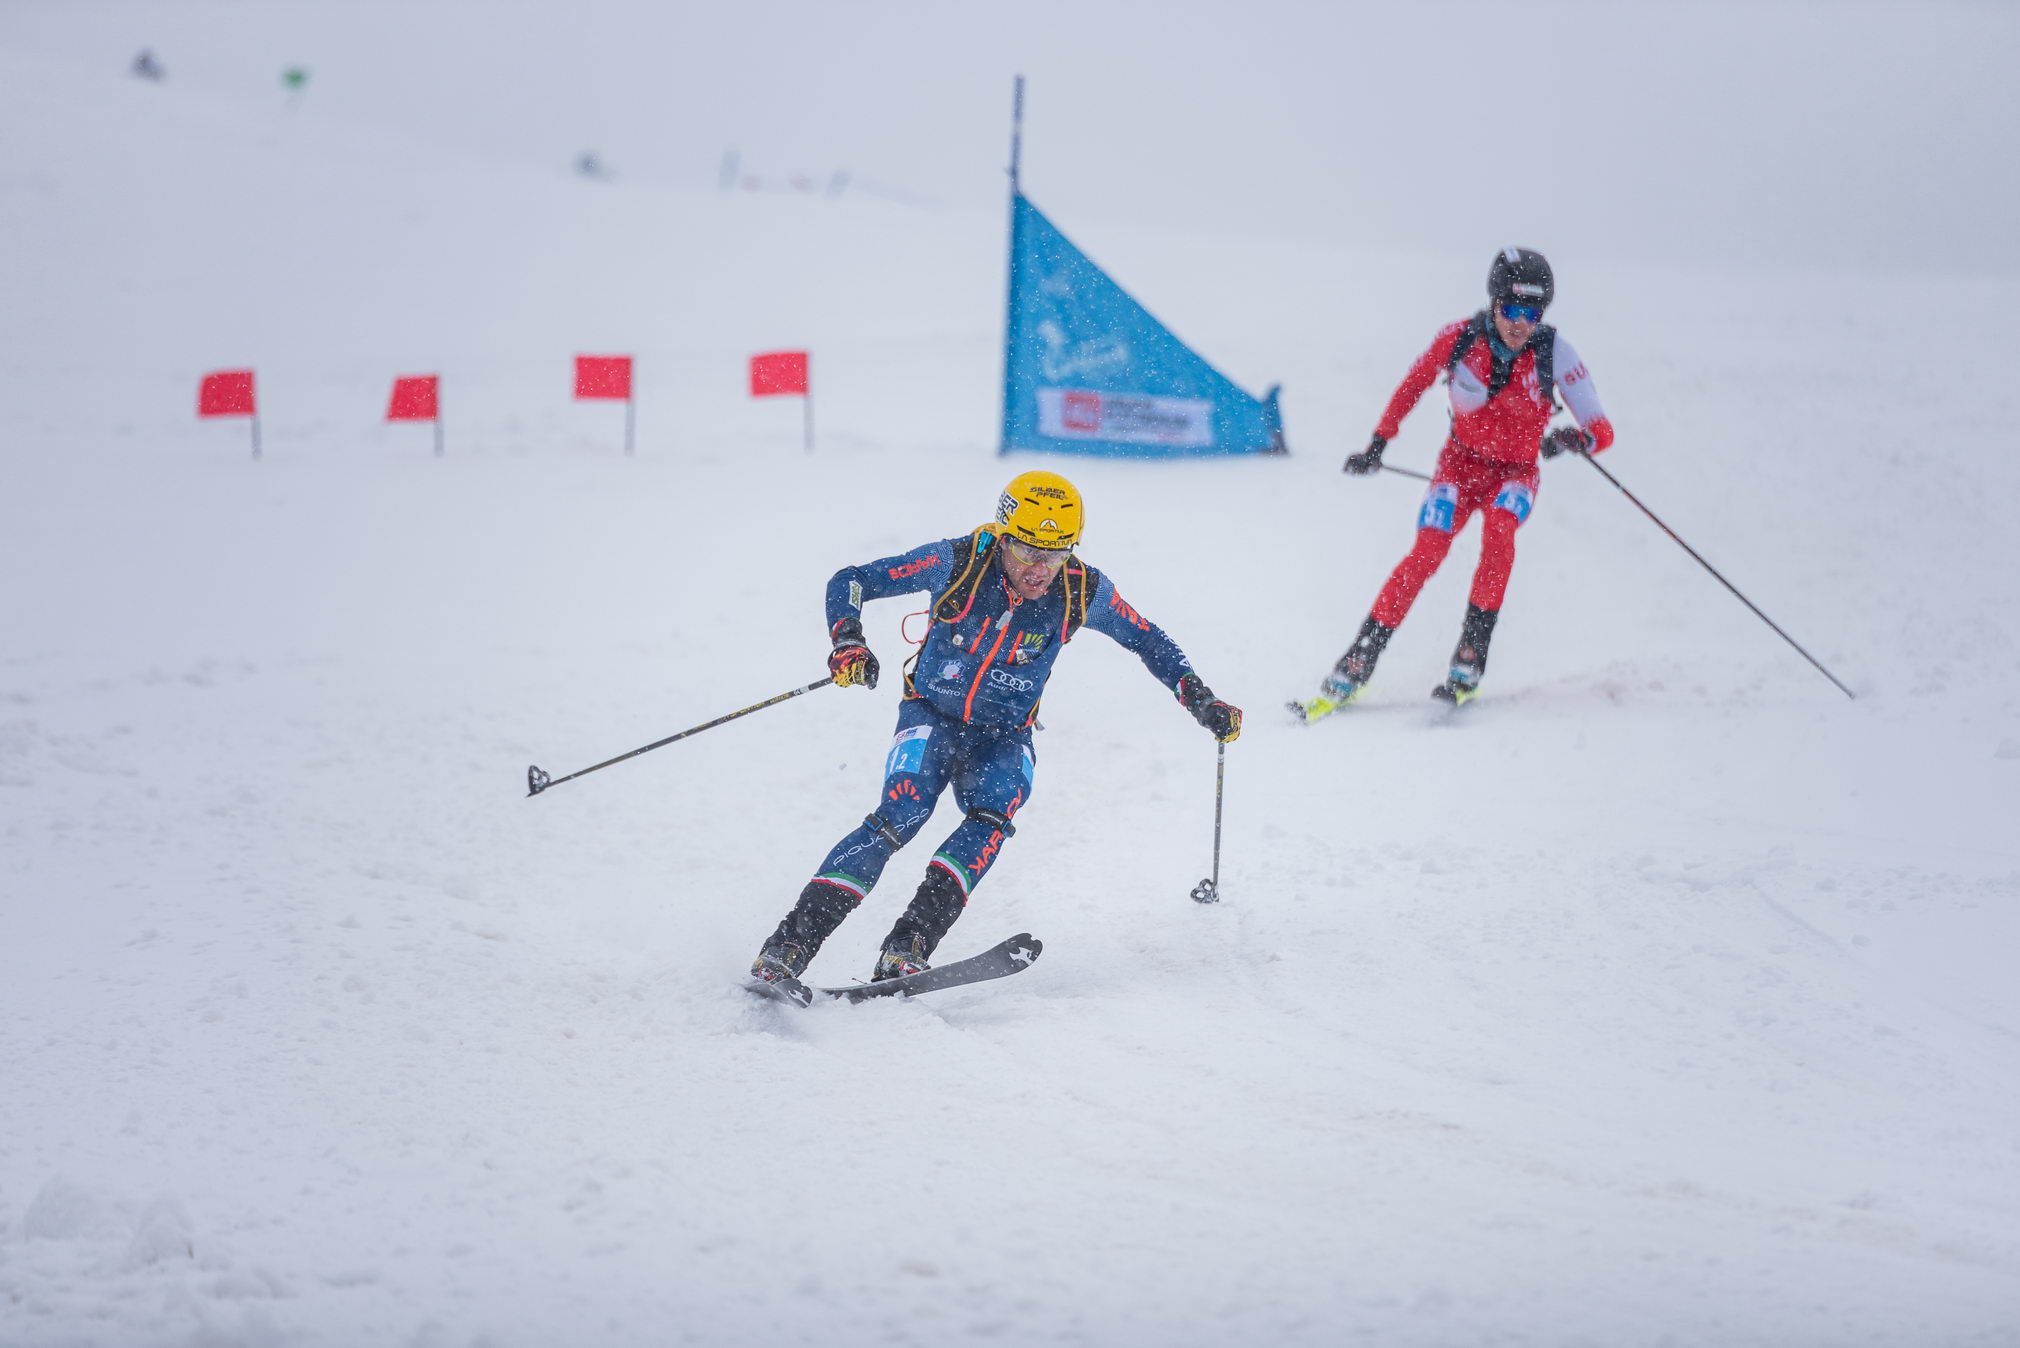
[282,66,309,91]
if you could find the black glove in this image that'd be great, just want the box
[1541,426,1593,460]
[1176,673,1243,743]
[828,618,879,690]
[1343,434,1387,476]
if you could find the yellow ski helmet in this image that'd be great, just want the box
[995,470,1083,550]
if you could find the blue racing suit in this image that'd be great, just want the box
[808,531,1197,906]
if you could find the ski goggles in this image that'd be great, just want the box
[1001,537,1073,570]
[1497,302,1543,324]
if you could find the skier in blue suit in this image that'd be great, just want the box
[750,470,1243,990]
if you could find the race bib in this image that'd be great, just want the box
[1418,482,1460,533]
[885,724,932,778]
[1492,481,1535,523]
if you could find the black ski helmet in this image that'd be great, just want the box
[1487,246,1554,313]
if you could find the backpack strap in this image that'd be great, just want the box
[1058,558,1093,643]
[903,526,996,697]
[931,526,997,623]
[1444,312,1487,382]
[1531,324,1557,408]
[1447,311,1557,405]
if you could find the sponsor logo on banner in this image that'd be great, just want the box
[1036,388,1214,448]
[1036,319,1132,382]
[1061,392,1100,431]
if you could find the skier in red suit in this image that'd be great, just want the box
[1294,247,1615,718]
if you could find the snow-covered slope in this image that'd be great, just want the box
[4,7,2018,1346]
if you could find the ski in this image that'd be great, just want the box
[1287,687,1361,725]
[819,932,1042,1004]
[745,972,815,1008]
[748,933,1043,1008]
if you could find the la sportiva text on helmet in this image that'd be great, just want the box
[1488,247,1554,313]
[996,470,1083,550]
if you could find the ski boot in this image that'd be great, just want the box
[746,880,861,1006]
[1290,616,1393,723]
[1289,673,1364,724]
[869,867,964,982]
[748,939,815,1006]
[871,934,931,983]
[1431,604,1497,707]
[1431,665,1481,706]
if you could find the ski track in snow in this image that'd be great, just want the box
[4,11,2020,1348]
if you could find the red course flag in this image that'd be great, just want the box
[386,374,439,421]
[575,355,633,401]
[749,351,809,397]
[198,370,257,417]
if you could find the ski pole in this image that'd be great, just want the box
[1574,451,1854,700]
[1380,463,1433,483]
[1189,740,1226,904]
[527,676,834,797]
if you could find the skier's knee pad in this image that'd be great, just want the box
[863,809,929,849]
[964,806,1016,838]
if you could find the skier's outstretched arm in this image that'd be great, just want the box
[1374,324,1464,444]
[1348,323,1465,473]
[821,539,959,689]
[1083,573,1242,742]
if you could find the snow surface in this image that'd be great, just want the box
[4,4,2019,1346]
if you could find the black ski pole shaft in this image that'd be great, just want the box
[527,676,835,797]
[1380,462,1433,482]
[1190,740,1226,904]
[1576,451,1854,700]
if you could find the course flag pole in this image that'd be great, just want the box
[749,351,812,452]
[574,355,635,455]
[1576,449,1854,699]
[803,353,813,455]
[198,369,260,459]
[386,374,442,455]
[1009,73,1024,194]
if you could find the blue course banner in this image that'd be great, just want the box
[1001,193,1286,459]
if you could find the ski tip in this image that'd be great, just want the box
[1006,933,1043,966]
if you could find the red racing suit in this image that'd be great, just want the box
[1368,315,1614,626]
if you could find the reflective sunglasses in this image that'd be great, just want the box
[1497,302,1543,324]
[1002,537,1072,569]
